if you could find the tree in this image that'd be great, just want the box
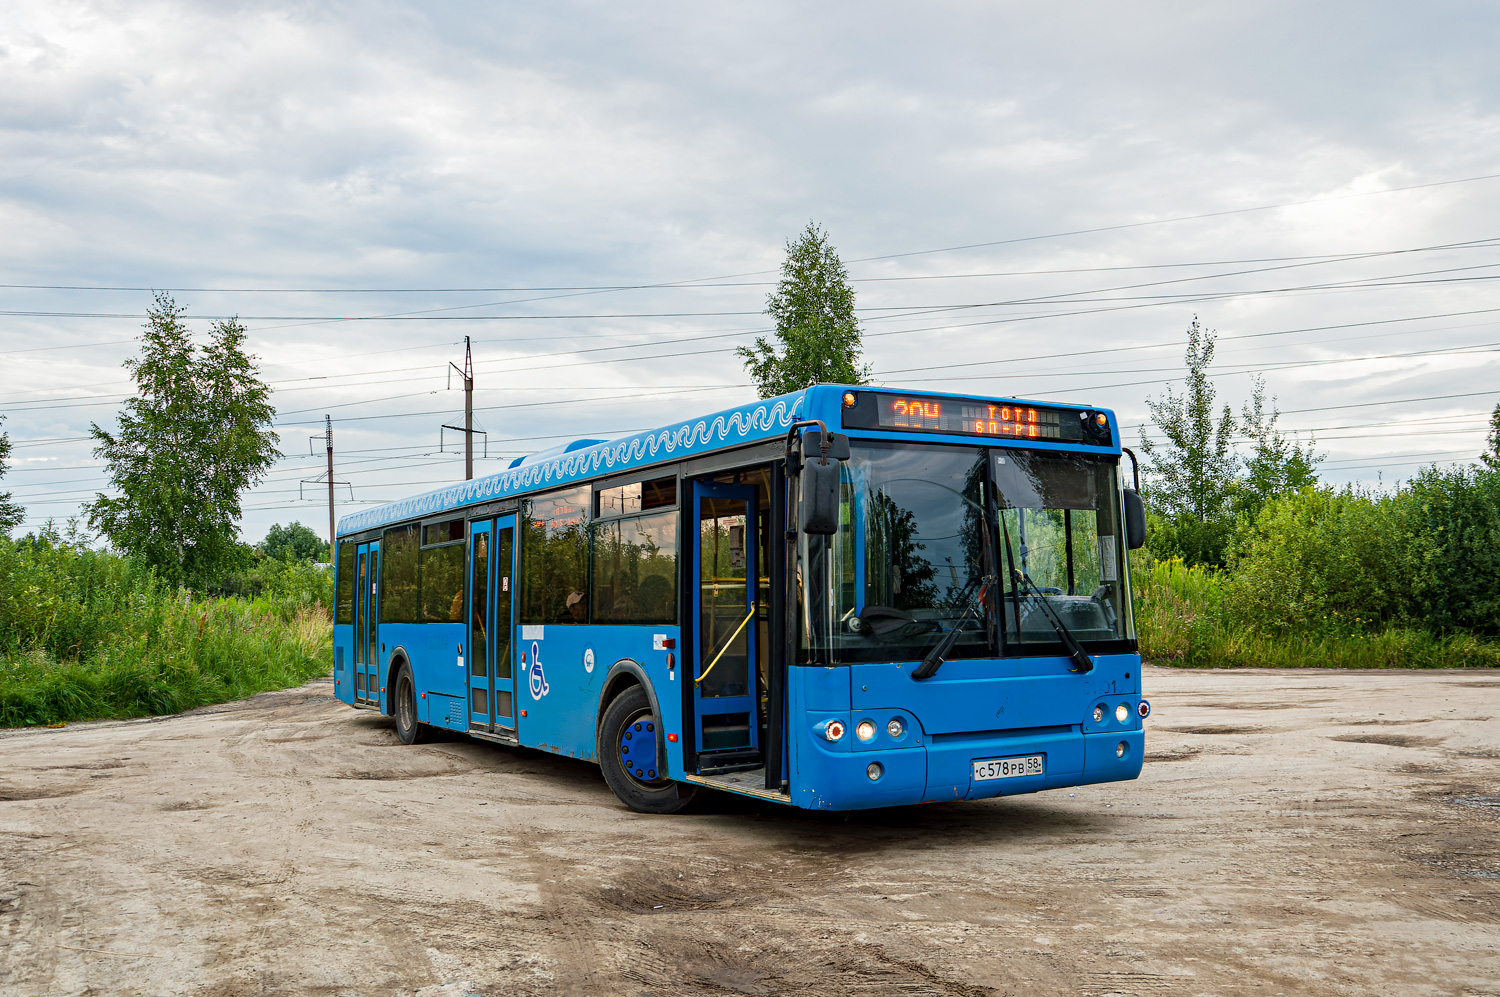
[0,416,23,537]
[1140,315,1238,512]
[1236,375,1321,516]
[738,222,871,397]
[1484,401,1500,471]
[86,293,279,587]
[260,522,329,562]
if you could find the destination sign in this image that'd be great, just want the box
[841,391,1097,443]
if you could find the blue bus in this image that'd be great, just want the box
[332,384,1150,813]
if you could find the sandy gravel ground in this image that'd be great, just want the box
[1,666,1497,997]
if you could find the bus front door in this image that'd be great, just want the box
[467,516,518,736]
[692,482,760,771]
[353,540,380,707]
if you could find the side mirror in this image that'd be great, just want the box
[798,431,849,536]
[1123,488,1147,550]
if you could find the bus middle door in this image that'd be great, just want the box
[467,516,518,737]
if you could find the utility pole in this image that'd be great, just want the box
[324,415,336,561]
[302,414,351,555]
[442,337,484,480]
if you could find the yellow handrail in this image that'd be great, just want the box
[694,607,757,686]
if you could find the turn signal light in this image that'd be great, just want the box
[843,391,857,408]
[886,718,905,738]
[1138,700,1151,718]
[1093,704,1106,724]
[1095,412,1108,427]
[824,720,846,742]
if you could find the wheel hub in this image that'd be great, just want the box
[618,715,660,783]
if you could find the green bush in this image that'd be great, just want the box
[1131,552,1500,669]
[1404,465,1500,636]
[0,535,332,727]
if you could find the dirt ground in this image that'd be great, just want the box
[1,667,1498,997]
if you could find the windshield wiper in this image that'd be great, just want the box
[998,513,1094,674]
[1012,568,1095,674]
[912,573,994,680]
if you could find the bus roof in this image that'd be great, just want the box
[334,383,1117,538]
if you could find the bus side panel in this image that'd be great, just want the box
[384,622,466,727]
[517,625,681,765]
[332,624,354,705]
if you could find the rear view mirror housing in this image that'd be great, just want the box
[798,431,849,535]
[1123,488,1147,550]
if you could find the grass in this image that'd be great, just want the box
[0,592,331,728]
[0,537,333,727]
[1132,555,1500,669]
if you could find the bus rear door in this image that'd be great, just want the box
[353,540,380,707]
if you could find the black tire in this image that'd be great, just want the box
[598,685,696,814]
[393,665,431,745]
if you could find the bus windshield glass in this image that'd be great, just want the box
[801,443,1131,664]
[802,442,995,664]
[992,450,1131,648]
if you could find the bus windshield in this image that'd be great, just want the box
[801,442,1131,664]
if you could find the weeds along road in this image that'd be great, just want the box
[1,667,1497,997]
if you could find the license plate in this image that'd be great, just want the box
[972,754,1045,781]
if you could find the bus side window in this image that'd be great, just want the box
[521,485,591,624]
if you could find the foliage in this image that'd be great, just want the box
[260,521,329,562]
[87,293,280,588]
[1228,486,1410,632]
[0,415,23,538]
[1140,318,1320,567]
[1484,401,1500,471]
[1131,552,1500,669]
[1235,375,1320,517]
[1402,464,1500,635]
[0,532,330,727]
[1140,317,1238,523]
[738,222,871,397]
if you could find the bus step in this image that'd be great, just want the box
[697,748,762,775]
[701,723,751,752]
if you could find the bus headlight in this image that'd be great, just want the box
[824,720,846,742]
[1115,703,1130,724]
[856,721,876,742]
[887,717,905,738]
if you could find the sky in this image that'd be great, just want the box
[3,0,1499,544]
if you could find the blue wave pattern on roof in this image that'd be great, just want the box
[337,393,803,536]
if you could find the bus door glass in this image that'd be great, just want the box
[467,520,493,731]
[354,540,380,706]
[491,517,517,730]
[467,516,518,734]
[692,482,759,764]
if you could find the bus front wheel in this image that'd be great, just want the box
[598,686,696,814]
[393,666,431,745]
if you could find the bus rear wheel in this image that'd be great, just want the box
[598,686,696,814]
[393,665,431,745]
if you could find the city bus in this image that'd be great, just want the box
[331,383,1150,813]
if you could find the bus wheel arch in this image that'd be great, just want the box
[596,664,695,814]
[389,656,430,745]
